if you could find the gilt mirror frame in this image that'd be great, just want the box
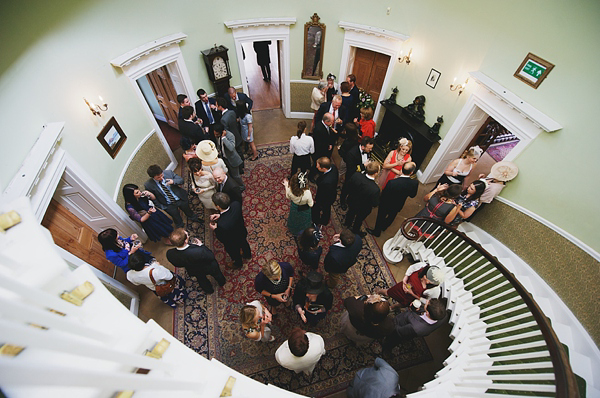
[302,13,326,80]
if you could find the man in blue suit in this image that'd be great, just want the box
[324,228,362,288]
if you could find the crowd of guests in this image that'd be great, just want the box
[95,80,519,397]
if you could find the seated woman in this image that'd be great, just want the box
[380,138,412,189]
[122,183,173,243]
[97,228,153,273]
[254,260,294,313]
[340,294,395,345]
[436,145,482,188]
[297,226,323,269]
[449,180,486,226]
[355,107,376,139]
[188,157,217,210]
[376,265,445,308]
[283,172,314,235]
[239,300,274,342]
[293,271,333,326]
[126,251,186,308]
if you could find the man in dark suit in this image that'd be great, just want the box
[315,95,347,132]
[253,41,272,82]
[226,86,253,111]
[310,113,337,180]
[194,88,219,141]
[179,106,209,144]
[312,157,338,227]
[177,94,191,122]
[212,167,243,204]
[216,97,245,172]
[346,74,360,121]
[166,228,226,294]
[340,136,374,210]
[345,161,381,237]
[209,192,251,269]
[324,229,363,288]
[144,164,198,228]
[383,299,448,355]
[214,123,244,189]
[367,162,419,237]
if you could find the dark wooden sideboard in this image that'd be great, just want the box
[374,101,441,169]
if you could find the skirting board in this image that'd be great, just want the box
[289,111,314,119]
[495,196,600,262]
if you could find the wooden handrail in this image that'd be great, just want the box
[400,217,579,398]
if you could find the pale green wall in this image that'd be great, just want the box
[1,0,599,251]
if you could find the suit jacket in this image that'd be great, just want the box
[195,98,219,127]
[393,310,448,338]
[226,92,253,111]
[220,109,242,148]
[346,358,401,398]
[348,85,360,119]
[144,170,188,209]
[215,201,247,246]
[324,234,362,274]
[347,173,380,210]
[217,176,243,204]
[380,176,419,211]
[166,244,219,275]
[179,119,209,143]
[344,145,367,180]
[315,101,348,131]
[253,41,271,66]
[315,165,338,206]
[312,120,336,157]
[218,130,243,167]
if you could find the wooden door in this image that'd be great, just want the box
[466,117,510,153]
[42,199,115,276]
[147,66,180,130]
[352,48,390,103]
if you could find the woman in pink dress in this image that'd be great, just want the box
[381,138,412,189]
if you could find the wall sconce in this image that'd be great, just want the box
[450,77,469,95]
[398,48,412,65]
[84,96,108,116]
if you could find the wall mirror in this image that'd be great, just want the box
[302,13,326,80]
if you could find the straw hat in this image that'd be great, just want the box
[196,140,218,162]
[489,161,519,182]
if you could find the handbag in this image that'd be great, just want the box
[149,268,176,297]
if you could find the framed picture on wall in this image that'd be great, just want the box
[426,68,441,89]
[514,53,554,89]
[97,116,127,159]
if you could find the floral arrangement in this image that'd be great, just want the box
[357,89,375,110]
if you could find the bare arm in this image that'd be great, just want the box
[444,159,460,176]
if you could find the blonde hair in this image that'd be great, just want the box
[360,107,374,121]
[239,305,258,329]
[461,145,482,159]
[332,94,342,103]
[397,138,413,154]
[262,260,282,281]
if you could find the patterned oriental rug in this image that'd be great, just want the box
[174,142,432,397]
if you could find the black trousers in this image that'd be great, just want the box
[260,64,271,80]
[373,204,401,234]
[224,238,251,269]
[345,204,372,233]
[291,154,312,177]
[186,260,226,294]
[164,199,194,228]
[312,200,333,226]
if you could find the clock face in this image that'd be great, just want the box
[212,56,229,80]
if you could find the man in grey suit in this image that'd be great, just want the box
[144,164,198,228]
[216,97,245,173]
[383,298,448,355]
[214,123,245,189]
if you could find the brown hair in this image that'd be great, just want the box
[360,107,373,121]
[340,81,350,93]
[288,327,309,357]
[239,305,258,330]
[188,157,202,173]
[365,161,381,176]
[296,121,307,138]
[397,138,413,154]
[169,228,188,247]
[289,172,308,197]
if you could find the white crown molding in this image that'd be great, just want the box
[110,33,187,68]
[224,17,296,30]
[469,71,562,133]
[338,21,409,42]
[495,196,600,262]
[290,79,320,84]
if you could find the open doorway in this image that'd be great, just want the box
[241,40,281,111]
[137,62,186,151]
[350,47,390,105]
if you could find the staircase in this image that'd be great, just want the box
[393,217,600,397]
[0,197,303,397]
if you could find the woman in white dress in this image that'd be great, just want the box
[189,142,223,210]
[239,299,275,342]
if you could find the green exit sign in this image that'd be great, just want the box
[522,60,546,78]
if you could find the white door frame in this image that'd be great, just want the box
[224,18,296,118]
[419,71,563,183]
[338,22,409,124]
[110,33,198,172]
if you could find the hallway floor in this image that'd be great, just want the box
[131,109,452,396]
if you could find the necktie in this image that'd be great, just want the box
[219,183,224,192]
[205,102,214,124]
[161,181,176,204]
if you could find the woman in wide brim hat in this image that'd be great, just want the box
[188,140,226,210]
[467,160,519,220]
[292,271,333,326]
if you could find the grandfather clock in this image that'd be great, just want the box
[201,45,232,98]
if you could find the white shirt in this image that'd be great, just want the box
[360,146,369,164]
[127,263,173,291]
[275,332,326,374]
[290,133,315,156]
[328,104,339,122]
